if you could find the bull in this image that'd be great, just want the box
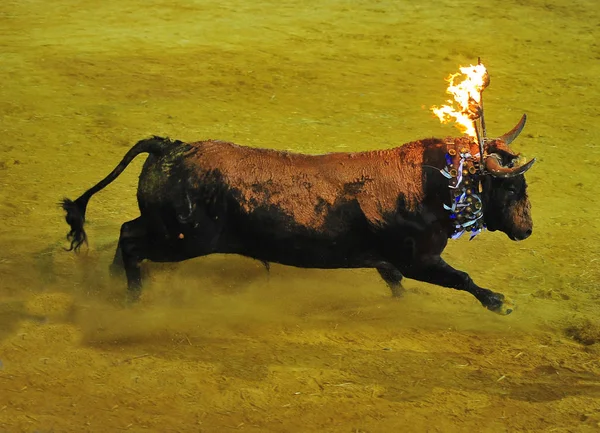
[62,115,535,314]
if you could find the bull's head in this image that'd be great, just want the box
[481,114,535,241]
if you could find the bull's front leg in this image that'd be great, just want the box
[377,266,405,298]
[400,256,514,315]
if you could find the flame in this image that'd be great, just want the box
[431,63,489,138]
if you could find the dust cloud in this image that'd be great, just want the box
[1,0,600,431]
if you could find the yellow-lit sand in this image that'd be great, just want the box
[1,0,599,431]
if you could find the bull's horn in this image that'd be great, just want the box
[497,113,527,145]
[485,153,536,178]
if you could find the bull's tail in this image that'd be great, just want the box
[61,136,179,251]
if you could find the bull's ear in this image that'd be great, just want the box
[496,114,527,145]
[485,153,536,178]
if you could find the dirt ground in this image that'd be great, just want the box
[1,0,600,431]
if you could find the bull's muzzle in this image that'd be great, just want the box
[510,228,533,241]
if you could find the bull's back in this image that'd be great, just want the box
[183,140,424,230]
[134,139,425,267]
[180,141,359,233]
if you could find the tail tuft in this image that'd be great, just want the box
[60,135,176,252]
[61,197,88,251]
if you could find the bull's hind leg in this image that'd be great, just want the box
[117,217,150,302]
[377,267,405,297]
[109,244,124,277]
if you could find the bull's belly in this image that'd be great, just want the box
[138,184,385,269]
[170,217,381,269]
[214,210,380,268]
[226,234,382,269]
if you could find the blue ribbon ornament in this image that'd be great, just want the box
[440,149,486,241]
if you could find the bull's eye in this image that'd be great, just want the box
[505,186,518,196]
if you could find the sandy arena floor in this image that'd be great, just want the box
[1,0,600,431]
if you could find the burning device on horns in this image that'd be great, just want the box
[432,58,490,167]
[431,59,536,240]
[432,58,535,175]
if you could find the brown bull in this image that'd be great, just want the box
[62,116,534,314]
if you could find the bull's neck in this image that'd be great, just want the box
[438,144,486,241]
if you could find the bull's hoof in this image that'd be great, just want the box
[484,292,515,316]
[390,285,405,298]
[126,288,142,304]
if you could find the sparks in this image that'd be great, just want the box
[432,63,490,139]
